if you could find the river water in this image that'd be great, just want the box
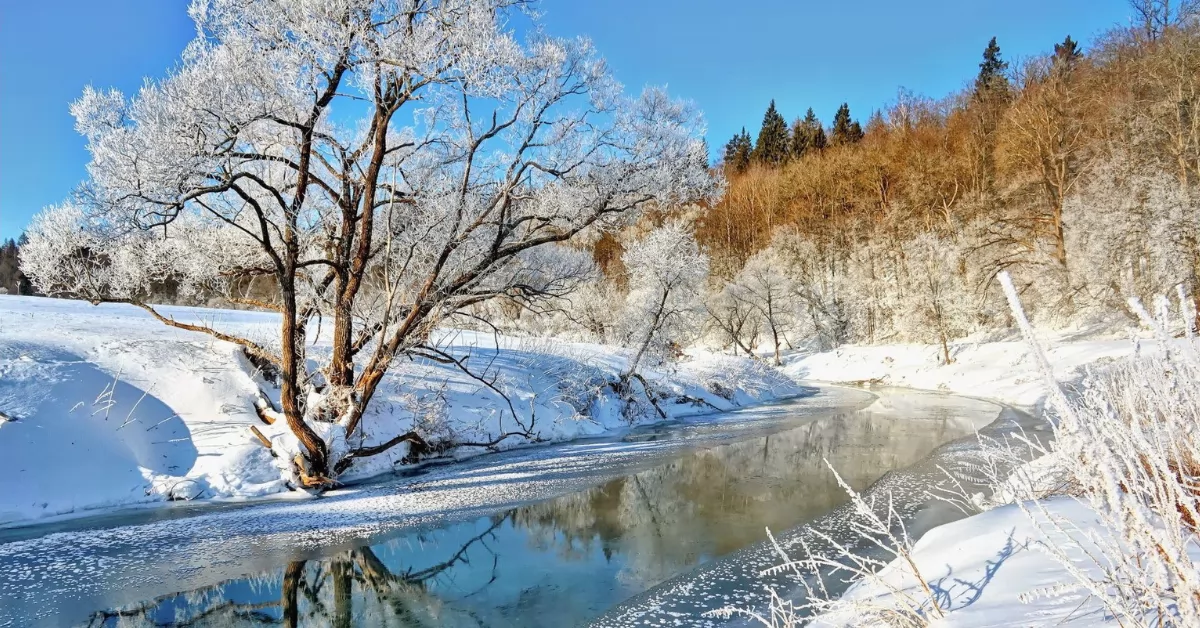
[0,385,1042,627]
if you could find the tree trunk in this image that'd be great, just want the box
[280,274,330,484]
[770,323,782,366]
[624,289,670,380]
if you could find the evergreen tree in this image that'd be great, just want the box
[830,103,863,145]
[811,120,827,151]
[791,108,826,158]
[1052,35,1083,75]
[974,36,1009,97]
[849,120,864,143]
[0,238,25,295]
[753,100,791,166]
[723,127,753,173]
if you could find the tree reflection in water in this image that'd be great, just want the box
[86,514,512,627]
[81,398,992,627]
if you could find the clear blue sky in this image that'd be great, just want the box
[0,0,1134,240]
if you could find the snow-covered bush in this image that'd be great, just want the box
[1063,152,1200,319]
[997,275,1200,626]
[706,464,943,628]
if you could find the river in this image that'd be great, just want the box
[0,385,1043,627]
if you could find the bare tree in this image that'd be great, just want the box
[22,0,716,486]
[1131,0,1200,40]
[998,51,1091,271]
[729,248,794,365]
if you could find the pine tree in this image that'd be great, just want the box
[791,108,826,158]
[974,36,1009,98]
[812,121,827,151]
[753,100,791,166]
[0,238,22,295]
[830,103,863,145]
[849,120,864,143]
[1052,35,1083,76]
[723,127,753,173]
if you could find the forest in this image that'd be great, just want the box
[687,10,1200,363]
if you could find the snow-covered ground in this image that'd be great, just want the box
[0,296,798,526]
[823,497,1130,626]
[783,331,1141,409]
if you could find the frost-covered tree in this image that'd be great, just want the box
[21,0,716,486]
[705,284,761,357]
[618,221,709,379]
[729,248,794,365]
[896,233,973,364]
[774,233,850,350]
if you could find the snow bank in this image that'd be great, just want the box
[822,497,1128,627]
[0,296,798,526]
[783,333,1139,408]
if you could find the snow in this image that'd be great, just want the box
[823,498,1135,627]
[0,296,799,526]
[782,331,1142,409]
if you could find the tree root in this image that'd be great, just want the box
[628,373,668,419]
[253,389,281,425]
[294,455,337,489]
[674,394,722,410]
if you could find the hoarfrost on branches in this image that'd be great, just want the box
[22,0,718,486]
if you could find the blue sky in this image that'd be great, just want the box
[0,0,1133,240]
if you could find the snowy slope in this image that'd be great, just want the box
[0,296,799,525]
[783,334,1142,409]
[821,498,1137,627]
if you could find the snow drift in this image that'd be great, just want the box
[0,296,798,525]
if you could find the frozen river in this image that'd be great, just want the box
[0,385,1042,627]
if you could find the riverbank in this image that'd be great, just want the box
[785,331,1193,626]
[0,296,799,526]
[782,330,1146,409]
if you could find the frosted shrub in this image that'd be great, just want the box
[999,272,1200,626]
[706,463,942,628]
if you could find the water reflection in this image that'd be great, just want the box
[81,393,997,627]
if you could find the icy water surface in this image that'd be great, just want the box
[0,386,1040,627]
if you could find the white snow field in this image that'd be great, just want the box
[784,333,1141,409]
[0,296,798,525]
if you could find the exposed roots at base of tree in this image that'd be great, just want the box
[242,347,280,385]
[293,455,337,490]
[674,394,722,410]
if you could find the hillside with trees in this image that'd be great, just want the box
[692,6,1200,362]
